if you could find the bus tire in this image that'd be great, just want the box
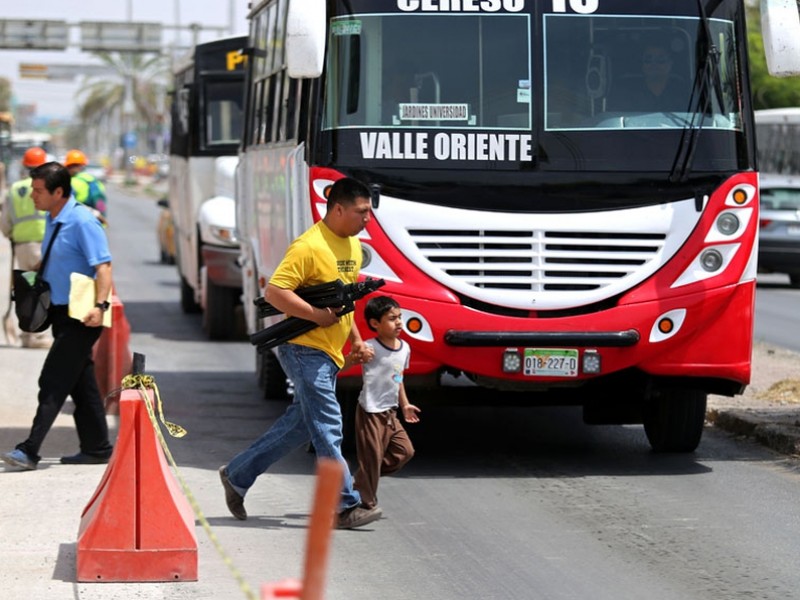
[643,388,707,453]
[337,388,358,453]
[203,279,236,340]
[256,349,289,400]
[180,275,201,314]
[789,274,800,288]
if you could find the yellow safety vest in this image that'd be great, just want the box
[71,172,106,213]
[8,178,46,243]
[71,175,90,204]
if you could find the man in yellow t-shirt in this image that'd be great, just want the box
[219,177,382,529]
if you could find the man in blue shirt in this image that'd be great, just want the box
[1,162,114,471]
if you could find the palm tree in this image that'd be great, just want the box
[74,52,170,164]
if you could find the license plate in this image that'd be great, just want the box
[787,225,800,235]
[523,348,579,377]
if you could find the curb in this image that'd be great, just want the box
[708,408,800,456]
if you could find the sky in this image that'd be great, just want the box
[0,0,250,120]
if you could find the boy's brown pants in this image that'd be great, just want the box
[353,404,415,509]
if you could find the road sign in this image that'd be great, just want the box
[123,132,137,149]
[19,63,118,81]
[0,19,68,50]
[80,22,163,53]
[19,64,48,79]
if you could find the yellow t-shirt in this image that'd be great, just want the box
[269,220,361,367]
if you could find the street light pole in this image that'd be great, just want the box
[123,74,135,185]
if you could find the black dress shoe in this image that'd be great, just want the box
[60,452,111,465]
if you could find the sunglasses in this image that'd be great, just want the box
[643,54,671,65]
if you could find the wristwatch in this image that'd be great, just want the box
[95,301,111,312]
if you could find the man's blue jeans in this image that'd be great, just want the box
[226,343,361,511]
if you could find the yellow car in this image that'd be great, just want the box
[157,198,176,265]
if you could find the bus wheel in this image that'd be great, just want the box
[336,388,358,453]
[256,349,289,401]
[643,388,707,453]
[203,280,236,340]
[180,275,201,314]
[789,274,800,289]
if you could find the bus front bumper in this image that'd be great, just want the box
[394,281,754,393]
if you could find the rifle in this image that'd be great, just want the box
[250,277,386,352]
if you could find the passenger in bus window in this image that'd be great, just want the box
[382,61,420,126]
[607,40,689,113]
[343,295,420,513]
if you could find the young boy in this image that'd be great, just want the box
[348,295,420,511]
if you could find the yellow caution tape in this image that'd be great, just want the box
[120,373,259,600]
[121,374,187,437]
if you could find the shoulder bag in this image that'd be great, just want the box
[13,222,63,333]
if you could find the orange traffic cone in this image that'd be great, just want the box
[261,459,344,600]
[92,294,132,415]
[76,386,197,582]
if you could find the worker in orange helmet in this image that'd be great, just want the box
[1,147,52,348]
[64,149,108,224]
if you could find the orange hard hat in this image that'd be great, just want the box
[22,147,47,168]
[64,149,88,167]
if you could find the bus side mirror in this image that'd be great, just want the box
[761,0,800,76]
[286,0,326,79]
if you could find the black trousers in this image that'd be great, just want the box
[17,305,112,462]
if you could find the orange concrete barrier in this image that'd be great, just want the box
[261,459,344,600]
[76,387,197,582]
[93,294,132,415]
[261,579,303,599]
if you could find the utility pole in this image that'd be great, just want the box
[123,0,135,184]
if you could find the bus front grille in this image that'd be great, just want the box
[371,197,698,311]
[409,228,665,292]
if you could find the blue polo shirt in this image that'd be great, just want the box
[41,198,112,305]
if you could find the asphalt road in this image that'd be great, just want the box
[92,185,800,600]
[754,273,800,352]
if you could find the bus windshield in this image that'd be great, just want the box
[545,15,741,132]
[320,4,748,176]
[324,12,531,131]
[203,79,244,146]
[323,12,739,133]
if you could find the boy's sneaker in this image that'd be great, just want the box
[337,505,382,529]
[2,449,37,471]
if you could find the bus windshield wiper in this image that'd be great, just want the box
[669,0,727,183]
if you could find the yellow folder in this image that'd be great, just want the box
[68,272,112,327]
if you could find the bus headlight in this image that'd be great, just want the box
[716,212,740,236]
[210,225,238,245]
[360,244,372,269]
[672,244,740,288]
[700,248,724,272]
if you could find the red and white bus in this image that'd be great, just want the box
[236,0,800,451]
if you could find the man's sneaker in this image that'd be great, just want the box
[219,466,247,520]
[2,449,37,471]
[60,452,111,465]
[337,505,382,529]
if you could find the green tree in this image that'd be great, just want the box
[0,77,11,112]
[746,4,800,109]
[74,52,169,157]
